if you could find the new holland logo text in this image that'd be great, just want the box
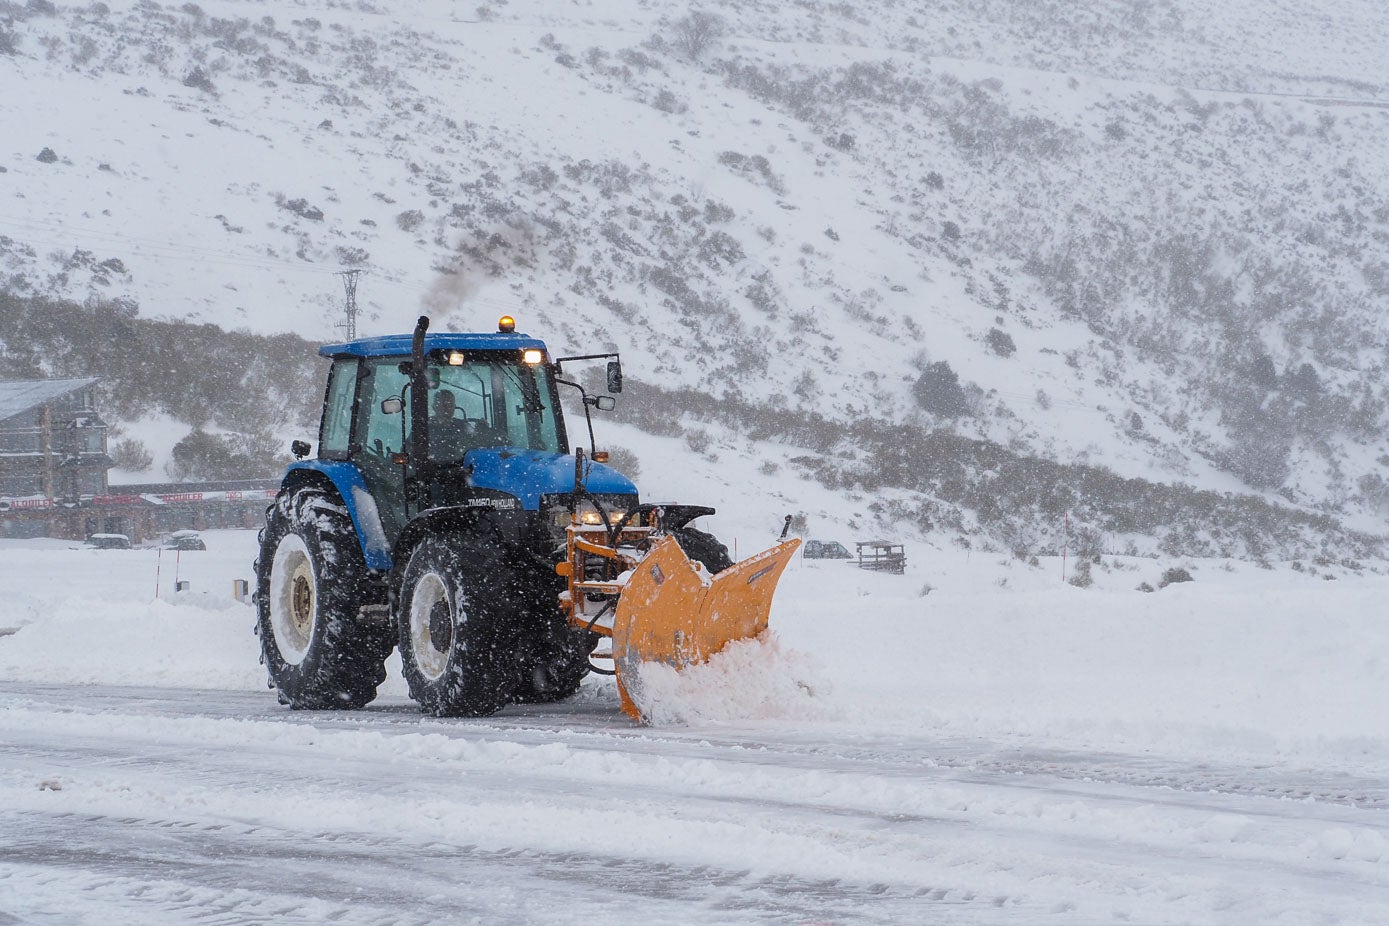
[465,497,517,510]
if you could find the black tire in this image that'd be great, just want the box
[512,527,732,704]
[505,547,594,704]
[396,534,519,717]
[512,622,597,704]
[254,488,393,709]
[672,526,733,574]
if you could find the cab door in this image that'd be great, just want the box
[351,357,413,548]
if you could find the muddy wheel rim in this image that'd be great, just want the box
[270,534,315,664]
[409,573,452,681]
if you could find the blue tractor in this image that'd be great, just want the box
[254,315,799,719]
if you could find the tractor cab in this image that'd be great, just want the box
[306,317,633,557]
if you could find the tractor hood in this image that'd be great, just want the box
[464,448,637,510]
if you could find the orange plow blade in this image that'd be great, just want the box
[611,536,801,720]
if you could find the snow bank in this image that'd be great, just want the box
[778,555,1389,767]
[0,535,264,689]
[0,589,265,690]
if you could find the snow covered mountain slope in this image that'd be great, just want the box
[2,0,1388,529]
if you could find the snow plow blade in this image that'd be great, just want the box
[611,535,801,720]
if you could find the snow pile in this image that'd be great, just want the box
[0,535,265,690]
[0,592,263,689]
[629,632,839,727]
[1311,827,1389,864]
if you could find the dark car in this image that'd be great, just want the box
[803,539,852,559]
[163,530,207,551]
[85,533,132,550]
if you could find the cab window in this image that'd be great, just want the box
[428,354,563,458]
[355,359,413,456]
[319,359,358,458]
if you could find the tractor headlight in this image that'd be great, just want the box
[574,500,631,527]
[544,494,636,535]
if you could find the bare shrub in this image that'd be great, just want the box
[651,88,685,113]
[669,11,724,60]
[182,66,216,93]
[277,196,323,221]
[602,446,641,482]
[111,438,153,472]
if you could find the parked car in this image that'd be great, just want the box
[85,533,132,550]
[162,529,207,551]
[803,539,852,559]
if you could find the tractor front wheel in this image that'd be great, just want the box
[513,622,596,704]
[397,535,517,717]
[254,488,392,709]
[673,526,733,574]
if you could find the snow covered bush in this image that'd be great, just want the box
[1158,567,1194,588]
[182,65,214,92]
[985,327,1016,357]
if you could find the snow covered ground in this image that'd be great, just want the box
[3,529,1388,924]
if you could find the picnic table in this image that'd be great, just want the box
[855,540,905,574]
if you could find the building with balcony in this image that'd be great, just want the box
[1,378,280,543]
[0,377,120,539]
[1,378,112,491]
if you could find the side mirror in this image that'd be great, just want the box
[381,398,403,415]
[606,359,623,394]
[291,440,311,459]
[594,395,616,412]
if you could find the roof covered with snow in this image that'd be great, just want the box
[0,378,100,425]
[320,331,548,358]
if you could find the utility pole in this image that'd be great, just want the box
[336,269,362,340]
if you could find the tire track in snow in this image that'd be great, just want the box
[0,811,1016,926]
[5,683,1389,924]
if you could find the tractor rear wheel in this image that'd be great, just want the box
[397,534,518,717]
[254,487,393,709]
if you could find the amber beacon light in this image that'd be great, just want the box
[498,315,516,333]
